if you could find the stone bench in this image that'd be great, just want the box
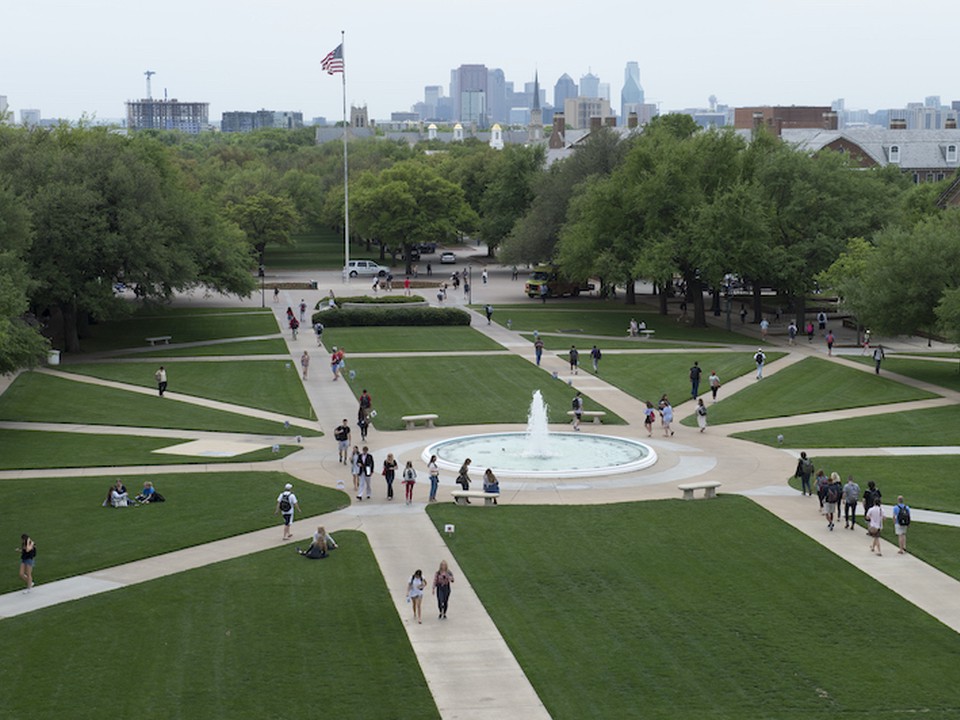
[640,329,656,339]
[678,481,722,500]
[451,490,500,506]
[401,413,439,430]
[145,336,172,346]
[566,410,606,424]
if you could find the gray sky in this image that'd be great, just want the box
[3,0,956,122]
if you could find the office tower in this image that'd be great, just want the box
[424,86,443,120]
[126,98,208,133]
[925,95,941,108]
[621,61,645,121]
[580,72,600,98]
[488,68,507,125]
[554,74,577,110]
[20,109,41,127]
[452,64,489,127]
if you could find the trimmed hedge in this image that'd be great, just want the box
[333,295,426,305]
[312,306,471,327]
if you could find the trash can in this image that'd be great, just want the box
[309,280,318,290]
[47,349,61,366]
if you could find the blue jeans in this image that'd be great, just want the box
[800,475,811,495]
[429,475,439,500]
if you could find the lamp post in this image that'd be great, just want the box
[258,252,265,309]
[467,264,473,305]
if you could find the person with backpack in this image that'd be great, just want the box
[893,495,911,554]
[824,472,843,531]
[842,475,861,530]
[569,346,580,375]
[862,480,882,522]
[695,398,708,433]
[754,348,766,379]
[689,361,702,398]
[571,391,584,431]
[590,345,602,374]
[334,419,351,464]
[274,483,301,541]
[795,452,814,496]
[815,470,829,509]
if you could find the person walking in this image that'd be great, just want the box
[357,446,374,500]
[432,560,455,619]
[893,495,911,554]
[155,366,168,397]
[273,287,280,303]
[794,452,814,496]
[382,453,398,501]
[590,345,602,374]
[481,268,488,284]
[300,351,310,380]
[569,346,579,374]
[643,401,656,437]
[289,316,299,340]
[759,317,769,340]
[843,475,861,530]
[314,321,324,346]
[427,455,440,502]
[661,400,675,437]
[815,470,829,509]
[754,348,766,379]
[274,483,301,541]
[862,480,882,520]
[866,497,884,555]
[18,533,36,592]
[334,418,351,464]
[484,304,494,325]
[825,330,835,356]
[350,446,361,494]
[456,459,472,502]
[571,391,584,431]
[695,398,708,433]
[534,337,544,366]
[359,389,372,419]
[299,299,307,323]
[739,305,747,324]
[407,569,427,624]
[402,461,417,505]
[787,320,798,345]
[330,347,343,381]
[805,321,815,342]
[824,472,842,531]
[689,361,702,398]
[708,370,721,402]
[817,310,827,332]
[872,344,885,374]
[540,284,548,304]
[357,406,369,441]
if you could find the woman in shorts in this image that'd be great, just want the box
[18,534,36,591]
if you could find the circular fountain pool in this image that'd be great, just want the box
[422,432,657,479]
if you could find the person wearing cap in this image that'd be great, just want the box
[754,348,766,379]
[274,483,301,541]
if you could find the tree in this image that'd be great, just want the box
[476,144,545,256]
[224,191,300,264]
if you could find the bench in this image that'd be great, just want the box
[678,481,722,500]
[451,490,500,506]
[640,329,656,339]
[145,336,172,346]
[401,413,439,430]
[566,410,607,424]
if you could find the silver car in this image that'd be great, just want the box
[343,260,388,278]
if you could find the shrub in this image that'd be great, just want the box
[312,306,471,327]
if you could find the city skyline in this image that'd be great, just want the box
[3,0,958,124]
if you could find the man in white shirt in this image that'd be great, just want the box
[274,483,301,541]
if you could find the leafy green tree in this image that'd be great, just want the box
[224,191,300,265]
[475,145,545,256]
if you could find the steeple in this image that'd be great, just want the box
[532,71,541,112]
[529,70,543,142]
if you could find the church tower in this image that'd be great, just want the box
[528,71,543,142]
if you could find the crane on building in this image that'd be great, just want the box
[144,71,156,100]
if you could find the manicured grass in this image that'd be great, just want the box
[265,228,374,269]
[0,373,319,436]
[733,405,960,448]
[78,308,279,353]
[343,355,624,430]
[1,534,439,719]
[0,471,348,594]
[116,338,288,358]
[847,356,960,393]
[579,351,782,407]
[520,333,720,350]
[63,360,316,419]
[427,499,960,718]
[0,429,301,470]
[867,521,960,584]
[689,357,938,427]
[491,305,754,343]
[785,455,960,513]
[322,326,503,353]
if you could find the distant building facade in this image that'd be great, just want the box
[452,64,489,127]
[221,110,303,133]
[564,96,612,129]
[126,98,209,134]
[554,74,578,110]
[621,61,645,123]
[20,108,41,127]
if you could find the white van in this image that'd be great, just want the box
[342,260,388,278]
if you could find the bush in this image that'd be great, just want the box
[312,306,470,327]
[334,295,426,305]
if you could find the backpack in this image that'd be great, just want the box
[334,426,348,441]
[800,458,814,476]
[279,492,292,513]
[897,504,911,526]
[826,485,840,504]
[754,352,764,364]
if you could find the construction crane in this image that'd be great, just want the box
[144,71,156,100]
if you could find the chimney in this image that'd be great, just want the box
[822,111,839,130]
[549,112,565,149]
[890,117,907,130]
[627,111,639,129]
[604,116,616,128]
[590,116,602,132]
[946,116,958,129]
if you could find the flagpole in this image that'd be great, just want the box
[340,30,350,280]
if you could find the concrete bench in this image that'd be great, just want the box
[678,481,722,500]
[451,490,500,506]
[640,329,656,339]
[401,413,439,430]
[566,410,606,424]
[145,336,172,346]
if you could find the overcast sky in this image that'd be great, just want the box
[3,0,956,122]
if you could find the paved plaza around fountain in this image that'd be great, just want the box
[2,264,960,718]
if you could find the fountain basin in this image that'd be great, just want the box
[422,432,657,479]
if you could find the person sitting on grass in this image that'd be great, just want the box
[298,526,337,559]
[135,481,165,504]
[104,480,130,508]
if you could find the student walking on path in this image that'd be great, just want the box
[590,345,602,373]
[402,461,417,505]
[689,361,702,398]
[708,370,721,401]
[534,337,544,366]
[155,366,167,396]
[433,560,455,619]
[383,453,398,501]
[893,496,911,554]
[18,534,36,592]
[843,475,861,530]
[795,452,814,496]
[569,346,579,374]
[866,497,884,555]
[274,483,301,541]
[695,398,708,433]
[873,345,885,374]
[754,348,766,379]
[300,351,310,380]
[407,569,427,624]
[427,455,440,502]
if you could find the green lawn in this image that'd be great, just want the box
[520,333,720,350]
[491,305,754,343]
[116,338,288,358]
[688,357,938,426]
[866,521,960,584]
[0,534,438,719]
[0,471,348,594]
[343,355,624,430]
[733,405,960,448]
[427,499,960,719]
[264,228,375,270]
[78,308,279,353]
[0,429,301,470]
[581,351,782,406]
[785,455,960,514]
[0,373,319,436]
[63,360,316,419]
[847,356,960,393]
[322,326,503,353]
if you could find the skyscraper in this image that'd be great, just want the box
[621,61,645,122]
[487,68,507,125]
[452,64,489,127]
[554,74,577,110]
[580,72,600,98]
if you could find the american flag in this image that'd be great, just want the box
[322,44,344,75]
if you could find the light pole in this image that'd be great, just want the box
[258,253,265,308]
[467,264,473,305]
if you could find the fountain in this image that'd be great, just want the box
[422,390,657,479]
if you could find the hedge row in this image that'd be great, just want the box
[334,295,426,305]
[312,306,471,327]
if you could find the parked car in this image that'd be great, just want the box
[343,260,388,278]
[417,242,437,254]
[440,251,457,264]
[406,246,421,262]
